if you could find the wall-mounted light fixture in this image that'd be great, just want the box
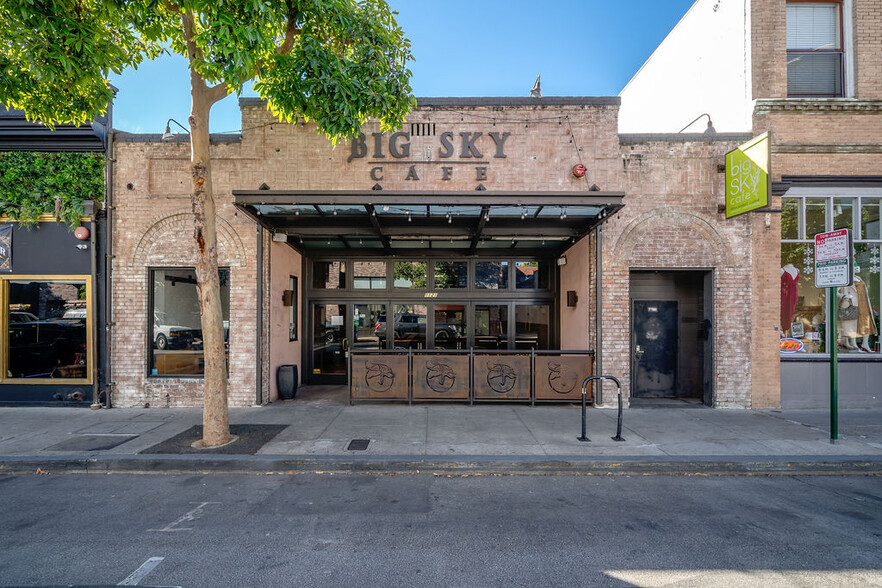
[678,113,716,135]
[162,118,190,141]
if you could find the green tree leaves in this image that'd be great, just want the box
[0,0,414,138]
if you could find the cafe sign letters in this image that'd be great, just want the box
[347,130,512,183]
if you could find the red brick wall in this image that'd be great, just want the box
[111,139,259,408]
[608,138,760,407]
[112,101,768,409]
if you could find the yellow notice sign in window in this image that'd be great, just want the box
[725,133,770,218]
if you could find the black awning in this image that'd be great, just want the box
[234,189,624,257]
[0,107,108,152]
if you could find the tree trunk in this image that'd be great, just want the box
[189,98,230,448]
[183,11,230,448]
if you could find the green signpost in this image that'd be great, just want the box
[814,229,853,441]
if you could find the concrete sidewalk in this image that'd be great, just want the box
[1,386,881,475]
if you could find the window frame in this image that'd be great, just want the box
[786,0,847,98]
[781,194,881,358]
[0,274,93,385]
[147,267,231,379]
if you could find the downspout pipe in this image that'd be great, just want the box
[89,199,99,408]
[595,226,603,406]
[103,129,115,408]
[256,225,263,405]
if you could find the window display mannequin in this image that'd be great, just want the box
[837,269,877,352]
[781,264,799,335]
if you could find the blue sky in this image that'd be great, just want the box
[109,0,695,134]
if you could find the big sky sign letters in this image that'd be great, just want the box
[348,130,512,184]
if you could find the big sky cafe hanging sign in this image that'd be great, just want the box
[347,130,513,183]
[725,133,770,218]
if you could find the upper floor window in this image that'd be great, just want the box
[787,2,844,97]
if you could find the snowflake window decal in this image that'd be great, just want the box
[802,246,814,275]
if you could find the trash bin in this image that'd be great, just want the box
[277,365,298,400]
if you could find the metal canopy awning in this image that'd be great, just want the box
[233,189,625,257]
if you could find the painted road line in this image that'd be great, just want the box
[148,501,221,532]
[118,557,164,585]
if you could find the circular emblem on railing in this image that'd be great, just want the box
[486,363,517,394]
[547,361,579,394]
[426,361,456,393]
[364,361,395,392]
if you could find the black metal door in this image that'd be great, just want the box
[632,300,678,397]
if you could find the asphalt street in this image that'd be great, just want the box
[0,473,880,587]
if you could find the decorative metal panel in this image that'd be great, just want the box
[412,355,469,400]
[535,355,592,401]
[351,355,409,400]
[473,354,530,400]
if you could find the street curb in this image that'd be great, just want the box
[2,454,882,476]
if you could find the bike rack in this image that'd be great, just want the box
[578,375,625,443]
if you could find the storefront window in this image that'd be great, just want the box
[354,304,386,350]
[862,198,880,240]
[515,261,549,289]
[475,304,508,349]
[782,198,800,240]
[353,261,386,289]
[833,198,853,231]
[434,261,467,289]
[475,261,508,289]
[781,195,880,355]
[393,261,427,289]
[515,304,550,350]
[150,268,230,376]
[434,304,466,349]
[312,261,346,289]
[391,304,426,348]
[5,279,89,380]
[781,243,827,354]
[805,198,827,236]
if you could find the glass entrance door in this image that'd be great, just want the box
[353,304,386,350]
[311,303,347,381]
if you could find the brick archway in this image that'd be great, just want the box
[130,211,247,268]
[611,208,734,269]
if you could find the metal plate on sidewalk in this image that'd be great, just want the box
[46,435,138,452]
[347,438,370,451]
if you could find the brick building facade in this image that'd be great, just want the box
[106,0,881,410]
[109,98,760,408]
[620,0,882,408]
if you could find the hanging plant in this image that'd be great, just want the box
[0,152,104,228]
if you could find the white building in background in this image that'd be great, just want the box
[618,0,753,133]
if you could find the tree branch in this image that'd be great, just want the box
[207,82,230,105]
[276,7,300,55]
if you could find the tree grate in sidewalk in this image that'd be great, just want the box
[347,439,370,451]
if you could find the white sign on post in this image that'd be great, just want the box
[814,229,853,288]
